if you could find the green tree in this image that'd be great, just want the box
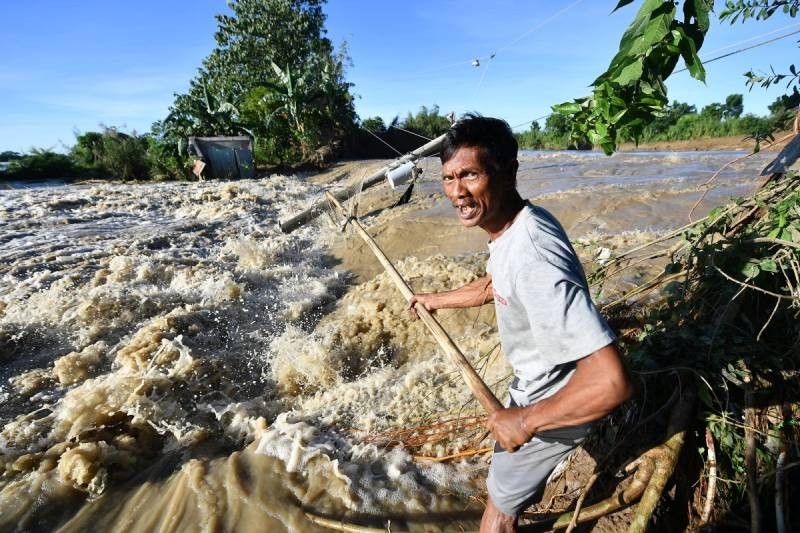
[400,105,451,139]
[545,113,571,137]
[643,99,696,137]
[768,89,800,116]
[158,0,355,165]
[71,128,152,181]
[5,149,78,181]
[767,88,800,129]
[723,93,744,118]
[700,102,724,121]
[71,131,106,169]
[0,151,22,162]
[361,116,387,133]
[516,121,545,150]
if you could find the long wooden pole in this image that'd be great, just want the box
[279,134,447,234]
[324,191,503,414]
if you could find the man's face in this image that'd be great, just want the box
[441,145,509,229]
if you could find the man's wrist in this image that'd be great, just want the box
[521,404,540,437]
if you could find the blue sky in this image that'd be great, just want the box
[1,0,798,153]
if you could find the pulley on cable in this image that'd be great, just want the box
[386,161,422,207]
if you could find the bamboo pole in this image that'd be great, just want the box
[279,134,446,233]
[324,191,503,415]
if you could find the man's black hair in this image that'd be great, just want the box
[440,113,518,182]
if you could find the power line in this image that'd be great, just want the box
[390,125,433,141]
[360,126,403,156]
[494,0,585,56]
[510,113,552,132]
[511,27,800,131]
[474,0,585,89]
[382,1,584,84]
[676,27,800,74]
[703,22,800,56]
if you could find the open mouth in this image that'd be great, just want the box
[455,204,479,221]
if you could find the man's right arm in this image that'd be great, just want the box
[409,274,493,313]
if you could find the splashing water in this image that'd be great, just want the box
[0,149,775,530]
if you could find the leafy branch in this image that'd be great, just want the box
[552,0,712,154]
[720,0,800,22]
[746,63,800,92]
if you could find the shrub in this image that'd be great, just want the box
[4,149,78,181]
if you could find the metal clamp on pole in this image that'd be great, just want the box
[279,133,446,233]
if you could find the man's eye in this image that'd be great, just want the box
[463,171,479,180]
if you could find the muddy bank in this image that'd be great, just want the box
[617,130,791,152]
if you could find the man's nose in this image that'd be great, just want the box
[450,177,468,197]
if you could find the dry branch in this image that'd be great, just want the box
[628,389,695,533]
[699,427,717,527]
[744,380,761,533]
[776,450,787,533]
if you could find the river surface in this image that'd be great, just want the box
[0,150,774,531]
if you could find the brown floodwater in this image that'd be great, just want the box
[0,149,774,531]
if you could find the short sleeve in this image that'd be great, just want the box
[514,259,616,366]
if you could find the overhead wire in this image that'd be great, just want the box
[510,113,553,132]
[390,125,433,141]
[382,0,585,84]
[508,26,800,132]
[494,0,586,56]
[475,0,585,89]
[675,27,800,74]
[360,126,403,156]
[366,13,799,146]
[701,21,800,57]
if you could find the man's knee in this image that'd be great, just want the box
[480,497,517,533]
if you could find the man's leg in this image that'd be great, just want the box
[485,434,583,530]
[480,497,517,533]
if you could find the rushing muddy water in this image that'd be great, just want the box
[0,150,774,531]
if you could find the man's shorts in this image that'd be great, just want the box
[486,379,594,517]
[486,425,590,516]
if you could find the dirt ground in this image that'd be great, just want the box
[617,131,791,152]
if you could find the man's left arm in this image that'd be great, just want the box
[488,343,633,452]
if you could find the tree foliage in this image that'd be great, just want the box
[552,0,713,154]
[768,87,800,128]
[724,93,744,118]
[4,149,78,181]
[360,116,387,134]
[157,0,355,165]
[0,151,22,162]
[399,105,451,139]
[517,94,779,150]
[552,0,798,154]
[565,2,800,529]
[719,0,800,22]
[72,128,153,181]
[70,127,189,181]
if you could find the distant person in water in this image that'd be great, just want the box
[409,114,633,533]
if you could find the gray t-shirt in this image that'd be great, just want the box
[487,202,616,408]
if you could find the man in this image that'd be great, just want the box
[410,115,633,532]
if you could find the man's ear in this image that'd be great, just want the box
[505,160,519,190]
